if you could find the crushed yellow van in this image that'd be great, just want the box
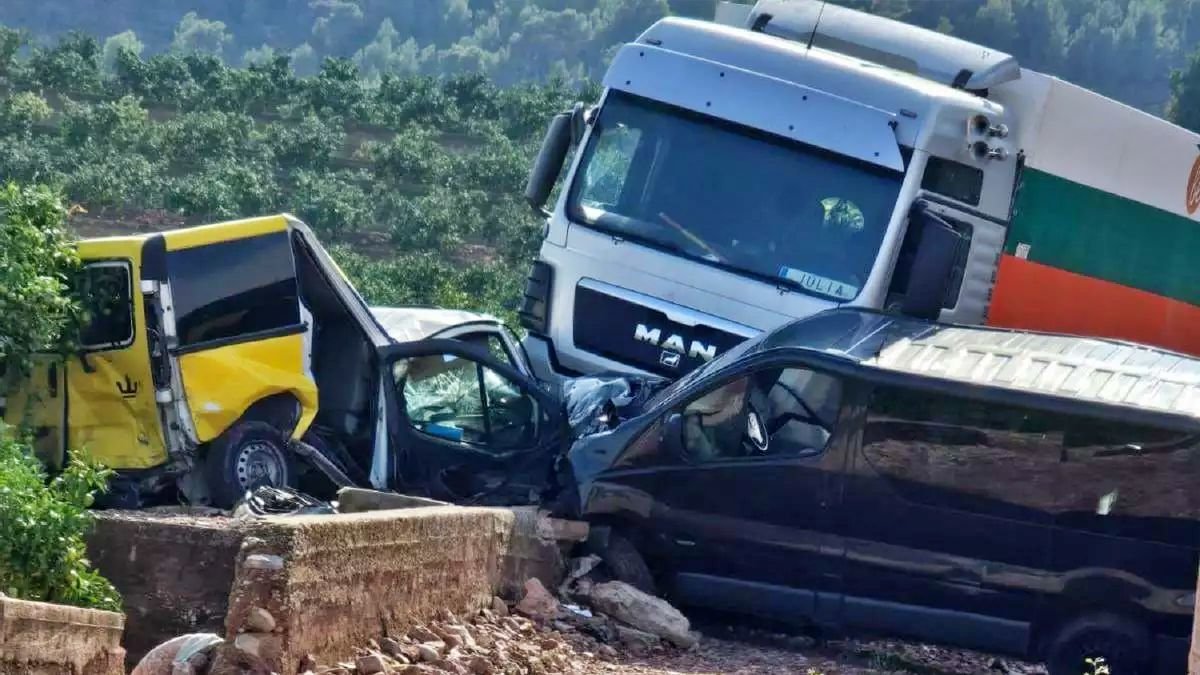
[2,214,392,506]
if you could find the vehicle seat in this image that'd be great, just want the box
[313,321,372,439]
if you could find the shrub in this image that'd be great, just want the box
[0,423,120,612]
[0,182,80,373]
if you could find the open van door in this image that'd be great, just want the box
[382,339,566,505]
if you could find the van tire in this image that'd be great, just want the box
[205,421,294,508]
[601,534,657,595]
[1044,613,1152,675]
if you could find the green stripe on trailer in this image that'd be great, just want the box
[1007,169,1200,307]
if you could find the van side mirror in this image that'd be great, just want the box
[900,206,965,320]
[524,107,579,215]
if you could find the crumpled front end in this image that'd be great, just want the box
[561,373,668,439]
[549,373,668,517]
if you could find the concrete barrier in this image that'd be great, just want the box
[0,596,125,675]
[87,502,573,670]
[86,511,246,663]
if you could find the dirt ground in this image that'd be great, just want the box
[570,631,1046,675]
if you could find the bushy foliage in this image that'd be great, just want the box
[0,422,121,612]
[0,183,80,373]
[0,17,595,321]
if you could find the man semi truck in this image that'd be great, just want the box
[518,0,1200,381]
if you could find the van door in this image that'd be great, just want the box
[646,362,850,625]
[841,384,1056,655]
[382,339,565,504]
[2,356,67,470]
[164,230,317,445]
[67,259,168,471]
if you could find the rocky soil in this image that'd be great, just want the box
[281,595,1047,675]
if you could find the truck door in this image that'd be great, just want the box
[67,259,168,471]
[382,339,565,504]
[2,356,67,470]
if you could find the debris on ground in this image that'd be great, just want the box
[582,581,696,649]
[232,486,336,519]
[131,633,224,675]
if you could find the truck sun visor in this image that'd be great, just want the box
[603,43,903,172]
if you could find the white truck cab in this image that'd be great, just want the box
[519,0,1023,380]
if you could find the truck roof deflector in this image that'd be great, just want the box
[747,0,1020,91]
[604,44,903,172]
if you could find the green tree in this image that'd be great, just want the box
[100,30,143,76]
[170,11,233,61]
[25,32,102,94]
[0,26,27,81]
[0,92,52,136]
[291,42,320,76]
[354,19,424,80]
[292,169,371,239]
[0,183,80,373]
[1170,47,1200,132]
[241,44,276,67]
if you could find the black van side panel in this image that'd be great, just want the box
[850,384,1200,659]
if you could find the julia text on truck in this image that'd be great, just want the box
[518,0,1200,381]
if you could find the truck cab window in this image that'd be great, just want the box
[78,261,134,349]
[568,91,903,302]
[681,367,841,462]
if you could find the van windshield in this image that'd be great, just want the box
[568,92,904,302]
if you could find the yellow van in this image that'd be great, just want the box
[2,214,392,506]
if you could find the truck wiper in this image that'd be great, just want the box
[658,212,726,263]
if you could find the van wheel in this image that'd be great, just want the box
[1045,614,1151,675]
[601,534,657,595]
[205,421,294,508]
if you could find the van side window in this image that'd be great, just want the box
[681,367,841,462]
[1055,417,1200,544]
[864,387,1200,542]
[863,386,1064,518]
[78,261,134,349]
[168,232,300,348]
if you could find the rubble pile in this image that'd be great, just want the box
[290,573,700,675]
[133,552,701,675]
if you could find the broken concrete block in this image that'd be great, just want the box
[491,596,509,617]
[585,581,696,648]
[356,653,389,674]
[514,578,559,619]
[417,643,442,662]
[233,633,283,662]
[615,624,660,652]
[535,516,589,542]
[242,554,284,571]
[244,607,276,633]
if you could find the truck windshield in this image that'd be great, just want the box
[567,92,904,301]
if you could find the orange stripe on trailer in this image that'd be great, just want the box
[987,255,1200,357]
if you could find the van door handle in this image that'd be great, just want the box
[47,363,58,398]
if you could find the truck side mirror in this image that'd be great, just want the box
[900,207,965,320]
[524,110,576,215]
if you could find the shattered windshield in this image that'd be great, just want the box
[568,92,904,302]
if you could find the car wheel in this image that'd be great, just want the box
[1045,614,1151,675]
[205,421,294,508]
[601,533,657,595]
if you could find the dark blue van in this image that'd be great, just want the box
[564,308,1200,675]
